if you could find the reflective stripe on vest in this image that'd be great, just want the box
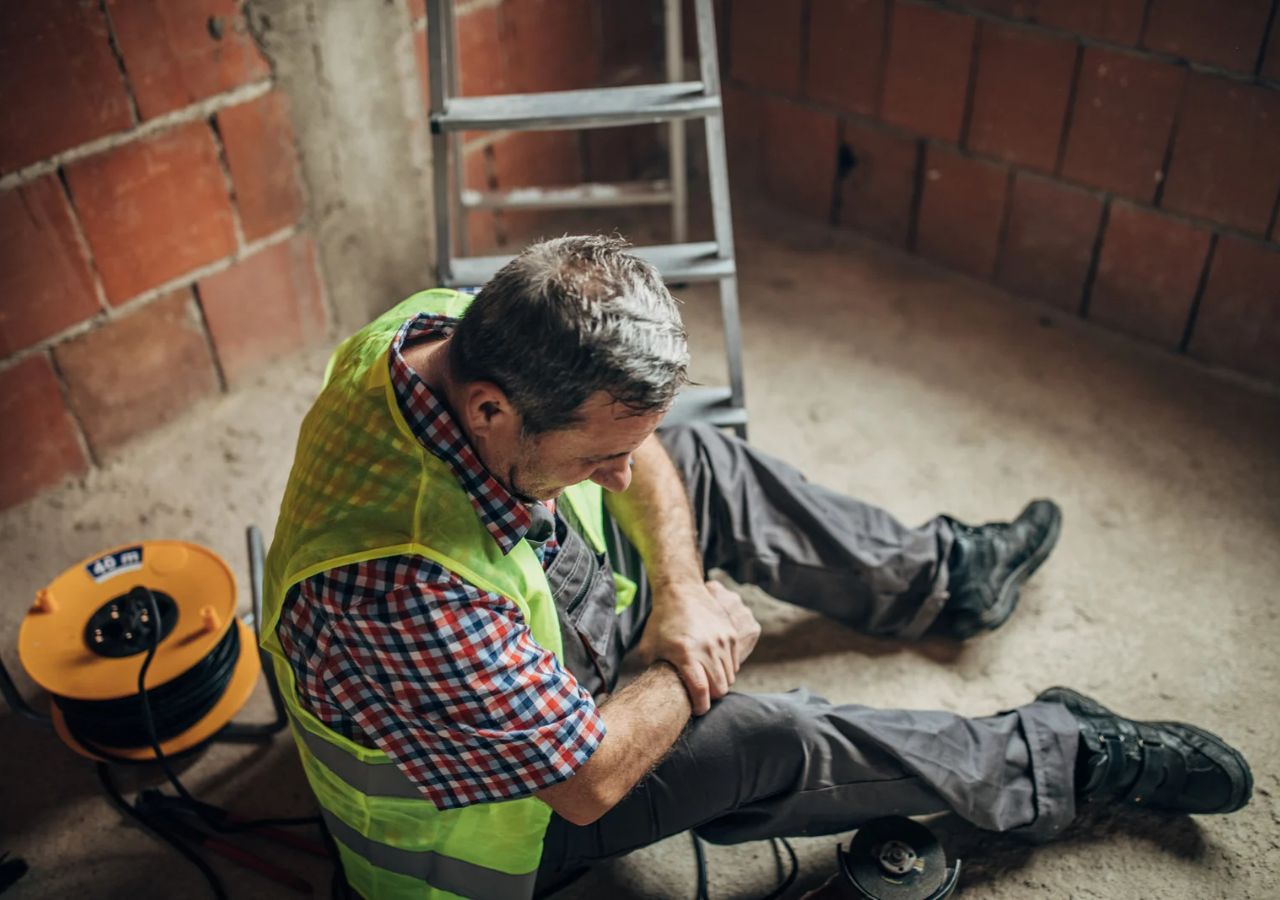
[322,810,537,900]
[295,716,540,898]
[294,717,422,800]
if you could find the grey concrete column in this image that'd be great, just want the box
[246,0,435,333]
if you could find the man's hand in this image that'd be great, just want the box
[602,432,760,713]
[635,579,761,715]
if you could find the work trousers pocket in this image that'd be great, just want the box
[545,521,619,699]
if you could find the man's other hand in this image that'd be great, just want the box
[635,579,761,715]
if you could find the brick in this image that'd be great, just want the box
[198,235,326,386]
[413,26,430,104]
[0,355,89,509]
[457,5,506,96]
[805,0,887,116]
[0,2,133,173]
[836,120,918,247]
[1264,12,1280,81]
[1188,236,1280,382]
[964,0,1031,15]
[1089,202,1210,348]
[1161,75,1280,236]
[1032,0,1146,45]
[502,0,597,93]
[967,24,1077,172]
[54,290,219,455]
[997,173,1103,312]
[881,3,977,142]
[461,144,499,255]
[0,177,100,355]
[731,0,804,94]
[722,85,768,183]
[488,130,586,245]
[916,147,1008,278]
[1143,0,1270,72]
[407,0,425,22]
[64,122,237,304]
[106,0,270,120]
[600,1,660,75]
[584,126,664,183]
[492,131,583,188]
[1060,49,1185,202]
[761,98,840,220]
[216,91,305,241]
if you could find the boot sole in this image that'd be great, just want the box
[974,499,1062,632]
[1037,686,1253,814]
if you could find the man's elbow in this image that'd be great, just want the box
[538,777,619,827]
[557,797,607,827]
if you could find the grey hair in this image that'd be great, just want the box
[448,235,690,434]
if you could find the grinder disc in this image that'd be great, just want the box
[842,816,948,900]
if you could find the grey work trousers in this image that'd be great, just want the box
[536,423,1080,887]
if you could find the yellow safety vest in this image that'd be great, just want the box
[262,289,635,899]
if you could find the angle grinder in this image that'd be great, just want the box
[802,817,960,900]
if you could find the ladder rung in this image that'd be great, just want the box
[664,386,747,428]
[432,82,720,132]
[446,242,734,287]
[461,180,673,211]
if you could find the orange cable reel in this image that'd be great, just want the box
[17,540,260,761]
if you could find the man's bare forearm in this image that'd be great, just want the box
[537,661,691,825]
[603,432,702,591]
[603,431,760,715]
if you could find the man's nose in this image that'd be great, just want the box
[592,456,633,493]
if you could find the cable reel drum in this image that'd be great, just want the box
[16,540,260,761]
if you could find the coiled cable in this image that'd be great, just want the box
[55,617,240,750]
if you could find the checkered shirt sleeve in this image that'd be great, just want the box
[278,555,604,809]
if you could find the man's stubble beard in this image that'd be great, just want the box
[505,434,557,504]
[505,464,544,505]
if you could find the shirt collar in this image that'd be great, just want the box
[387,313,534,555]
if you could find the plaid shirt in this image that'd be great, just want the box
[276,312,606,810]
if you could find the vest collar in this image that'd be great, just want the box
[388,313,536,556]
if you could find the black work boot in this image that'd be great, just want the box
[932,499,1062,639]
[1038,687,1253,815]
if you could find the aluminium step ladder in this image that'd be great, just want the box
[425,0,748,437]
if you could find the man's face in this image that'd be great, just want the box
[503,392,664,503]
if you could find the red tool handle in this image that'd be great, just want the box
[199,835,314,896]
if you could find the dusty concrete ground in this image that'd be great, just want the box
[2,204,1278,899]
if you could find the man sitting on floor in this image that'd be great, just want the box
[261,235,1252,899]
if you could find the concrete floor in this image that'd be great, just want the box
[1,204,1278,899]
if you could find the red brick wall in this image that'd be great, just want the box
[0,0,324,509]
[725,0,1280,386]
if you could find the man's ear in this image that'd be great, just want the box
[460,380,518,439]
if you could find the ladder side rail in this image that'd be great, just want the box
[427,0,454,284]
[665,0,688,244]
[692,0,721,97]
[718,275,747,432]
[691,0,745,428]
[445,0,469,258]
[693,0,734,262]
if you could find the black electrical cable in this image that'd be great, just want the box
[97,761,228,900]
[128,587,319,833]
[694,832,711,900]
[88,588,321,900]
[691,832,799,900]
[761,837,799,900]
